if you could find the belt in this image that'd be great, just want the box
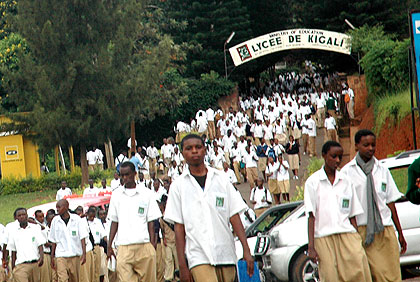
[44,252,51,255]
[22,260,37,264]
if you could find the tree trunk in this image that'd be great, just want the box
[80,145,89,188]
[130,120,136,156]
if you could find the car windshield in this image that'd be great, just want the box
[252,204,301,235]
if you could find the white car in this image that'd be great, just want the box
[256,150,420,282]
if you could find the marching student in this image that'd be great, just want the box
[8,208,45,282]
[56,181,72,201]
[341,129,406,281]
[86,206,107,282]
[324,112,338,142]
[83,179,99,197]
[250,178,272,217]
[277,155,290,202]
[49,199,88,282]
[0,223,5,282]
[305,141,372,281]
[2,210,19,281]
[164,134,254,282]
[34,210,53,282]
[265,157,280,204]
[107,161,162,282]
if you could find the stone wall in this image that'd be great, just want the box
[218,86,239,113]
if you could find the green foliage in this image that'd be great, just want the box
[0,168,115,195]
[348,25,409,97]
[0,0,17,40]
[307,157,324,177]
[373,88,411,133]
[291,185,304,202]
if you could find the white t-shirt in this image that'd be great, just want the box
[304,168,363,238]
[277,160,290,181]
[250,187,272,209]
[83,187,99,197]
[164,167,247,269]
[56,188,72,201]
[324,116,336,130]
[86,150,96,165]
[243,151,258,168]
[265,162,279,180]
[110,179,120,191]
[161,144,174,159]
[341,157,402,226]
[253,124,264,138]
[306,118,316,137]
[206,108,215,122]
[223,168,238,184]
[108,185,162,246]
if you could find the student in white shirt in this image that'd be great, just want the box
[56,181,72,201]
[277,156,290,202]
[315,93,326,127]
[168,161,182,182]
[243,146,259,188]
[306,115,317,157]
[206,107,216,140]
[210,147,225,170]
[1,214,19,277]
[86,149,97,172]
[265,157,280,204]
[0,223,5,282]
[222,162,238,184]
[114,151,128,169]
[107,162,162,282]
[230,142,243,184]
[161,138,174,174]
[8,208,45,282]
[305,141,371,282]
[49,199,88,282]
[341,130,406,281]
[83,179,99,197]
[34,210,53,282]
[86,206,106,282]
[147,141,159,175]
[324,112,338,142]
[110,173,120,191]
[250,178,272,218]
[164,134,254,282]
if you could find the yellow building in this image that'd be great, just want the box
[0,116,40,179]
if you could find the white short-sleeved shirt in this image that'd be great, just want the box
[110,179,120,191]
[161,144,174,159]
[86,151,97,165]
[250,187,272,210]
[324,117,336,130]
[48,214,89,257]
[206,108,215,122]
[2,220,19,246]
[306,119,316,137]
[56,188,72,201]
[253,124,264,138]
[265,163,279,180]
[7,223,45,265]
[223,168,238,184]
[87,218,106,244]
[0,224,4,257]
[83,187,99,197]
[341,157,402,226]
[107,185,162,246]
[164,167,247,269]
[304,168,363,238]
[277,160,290,181]
[243,151,258,168]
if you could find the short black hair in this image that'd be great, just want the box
[35,210,43,217]
[355,129,375,144]
[121,161,135,172]
[14,207,26,217]
[87,206,97,214]
[180,134,205,151]
[322,141,342,154]
[47,209,56,216]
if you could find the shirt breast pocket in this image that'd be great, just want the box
[137,201,148,217]
[214,192,227,213]
[338,195,351,214]
[376,179,388,199]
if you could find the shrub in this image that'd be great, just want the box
[0,167,115,196]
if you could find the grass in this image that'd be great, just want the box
[390,166,408,195]
[0,189,57,225]
[373,88,411,134]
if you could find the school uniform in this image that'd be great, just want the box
[7,223,45,282]
[250,186,272,217]
[342,157,402,282]
[265,162,279,195]
[56,188,72,201]
[324,116,338,142]
[304,168,372,282]
[37,223,53,282]
[3,220,19,281]
[277,160,290,194]
[164,167,247,282]
[83,187,99,197]
[107,185,162,282]
[79,219,95,282]
[306,118,316,156]
[147,146,159,174]
[48,214,89,282]
[230,147,242,184]
[243,150,258,186]
[0,224,6,282]
[87,218,106,282]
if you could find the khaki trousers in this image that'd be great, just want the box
[56,256,80,282]
[40,254,52,282]
[0,266,6,282]
[108,248,118,282]
[79,250,94,282]
[208,121,216,140]
[100,247,109,281]
[88,164,95,172]
[315,232,372,282]
[257,157,267,172]
[255,207,268,218]
[149,158,157,175]
[164,158,171,175]
[13,263,40,282]
[326,129,338,142]
[156,243,164,282]
[116,243,156,282]
[308,136,316,156]
[93,245,101,282]
[302,133,309,153]
[246,167,258,187]
[316,107,325,127]
[232,161,242,184]
[190,264,236,282]
[358,225,402,282]
[224,152,231,166]
[164,242,179,281]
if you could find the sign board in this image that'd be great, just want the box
[410,10,420,105]
[229,29,352,67]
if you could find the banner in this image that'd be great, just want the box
[229,29,351,66]
[410,10,420,105]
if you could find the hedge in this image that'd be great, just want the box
[0,167,115,195]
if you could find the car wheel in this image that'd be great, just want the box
[291,252,319,282]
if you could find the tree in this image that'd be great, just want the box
[4,0,186,185]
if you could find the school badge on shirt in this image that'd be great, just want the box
[138,206,144,215]
[32,236,35,242]
[72,230,77,236]
[342,199,349,209]
[381,182,387,192]
[216,196,225,207]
